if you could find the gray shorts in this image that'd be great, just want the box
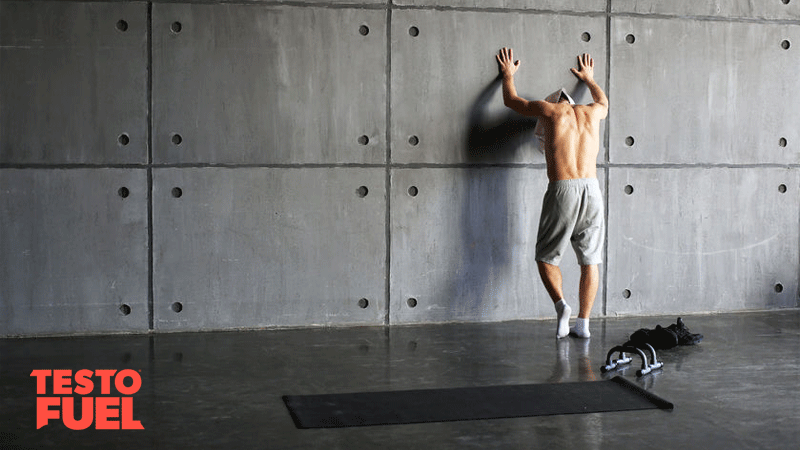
[535,178,605,266]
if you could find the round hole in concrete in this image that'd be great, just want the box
[358,298,369,309]
[622,289,631,299]
[359,25,369,36]
[171,302,183,313]
[775,283,784,293]
[783,0,791,5]
[116,20,128,32]
[626,34,635,44]
[171,133,182,145]
[408,186,418,197]
[779,137,788,147]
[408,135,419,146]
[581,32,591,42]
[118,187,130,198]
[625,136,635,147]
[358,135,369,145]
[356,186,369,198]
[624,185,634,195]
[782,39,791,50]
[118,133,130,146]
[779,184,787,193]
[171,22,182,33]
[172,187,183,198]
[409,26,419,37]
[119,304,131,316]
[407,297,418,308]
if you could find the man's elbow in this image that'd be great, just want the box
[591,102,608,119]
[503,100,519,113]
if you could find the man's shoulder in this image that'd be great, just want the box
[573,103,608,120]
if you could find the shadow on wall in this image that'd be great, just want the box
[466,76,537,162]
[439,76,537,321]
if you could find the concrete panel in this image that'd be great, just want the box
[607,168,799,316]
[153,168,386,330]
[390,168,607,324]
[0,1,147,164]
[395,0,605,12]
[612,0,800,20]
[153,4,386,164]
[392,10,606,164]
[0,169,149,337]
[611,18,800,164]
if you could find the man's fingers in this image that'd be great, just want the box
[576,53,595,70]
[498,47,517,66]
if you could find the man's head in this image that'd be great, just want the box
[545,88,575,105]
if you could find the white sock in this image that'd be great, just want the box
[570,317,591,338]
[554,299,571,339]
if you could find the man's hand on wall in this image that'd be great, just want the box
[570,53,595,83]
[496,47,520,78]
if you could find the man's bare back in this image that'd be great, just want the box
[496,50,608,181]
[541,102,602,181]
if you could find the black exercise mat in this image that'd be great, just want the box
[283,376,673,429]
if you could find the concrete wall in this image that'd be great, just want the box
[1,0,798,336]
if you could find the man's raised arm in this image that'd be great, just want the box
[496,47,550,117]
[570,53,608,118]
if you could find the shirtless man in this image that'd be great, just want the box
[496,48,608,339]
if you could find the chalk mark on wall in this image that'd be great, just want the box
[622,233,779,256]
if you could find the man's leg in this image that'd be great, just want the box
[537,261,564,302]
[578,264,598,318]
[570,179,604,337]
[571,264,598,338]
[538,261,571,338]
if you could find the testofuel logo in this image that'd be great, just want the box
[30,370,144,430]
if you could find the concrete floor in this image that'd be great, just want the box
[1,310,799,449]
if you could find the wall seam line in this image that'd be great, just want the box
[384,2,393,326]
[603,0,611,317]
[135,1,800,26]
[3,163,798,170]
[147,1,155,331]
